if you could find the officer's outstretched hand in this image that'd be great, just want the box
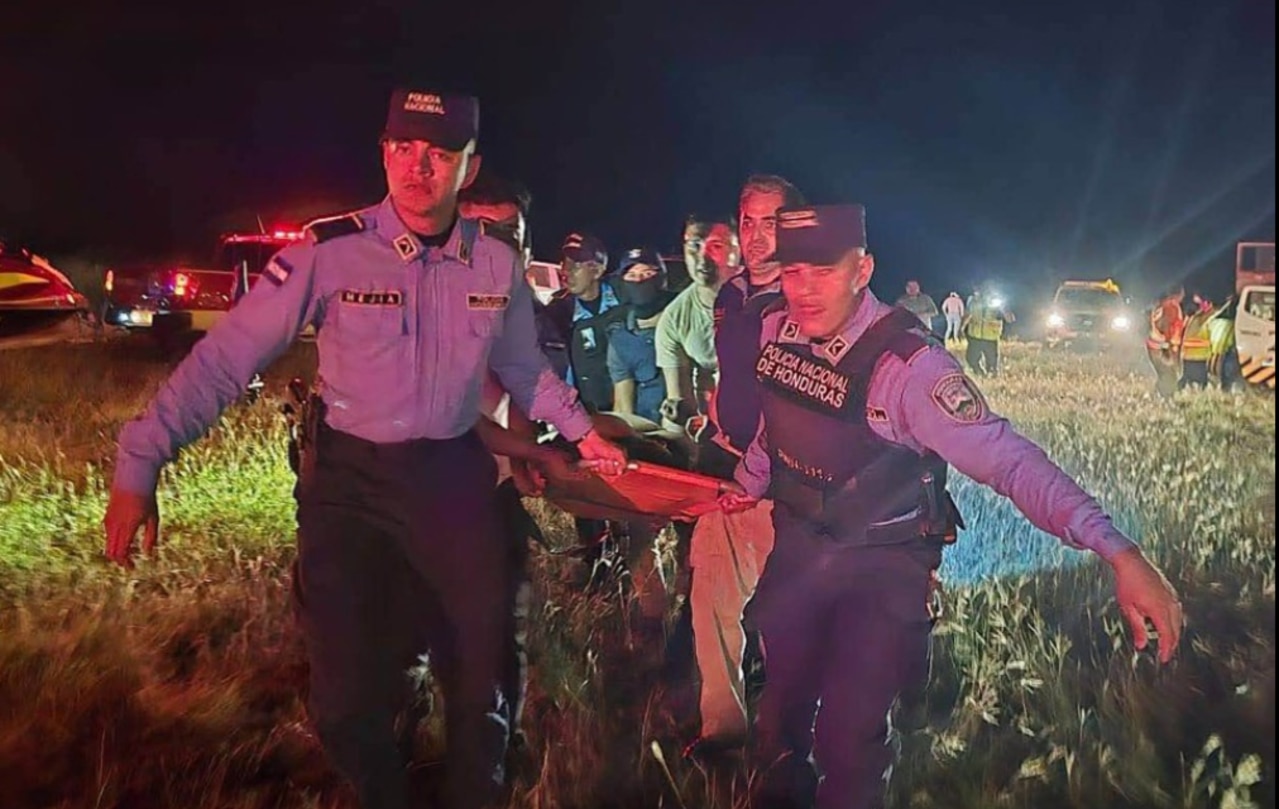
[576,428,627,476]
[104,486,160,568]
[1109,547,1183,664]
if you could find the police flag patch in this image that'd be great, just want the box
[931,373,987,423]
[263,257,294,286]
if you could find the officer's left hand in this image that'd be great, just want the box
[575,428,627,476]
[509,459,546,497]
[1109,547,1184,664]
[103,485,161,568]
[532,446,589,488]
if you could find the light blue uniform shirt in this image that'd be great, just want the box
[734,289,1137,560]
[115,197,593,493]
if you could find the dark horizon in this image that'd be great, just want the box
[2,0,1273,304]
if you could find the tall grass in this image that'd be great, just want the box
[0,341,1272,808]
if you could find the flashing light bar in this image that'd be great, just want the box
[222,228,306,244]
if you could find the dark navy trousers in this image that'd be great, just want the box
[745,505,941,809]
[294,426,509,809]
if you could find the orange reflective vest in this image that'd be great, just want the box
[1180,310,1213,361]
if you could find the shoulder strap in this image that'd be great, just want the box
[836,307,928,376]
[305,212,365,244]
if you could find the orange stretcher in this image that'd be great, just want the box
[543,460,736,522]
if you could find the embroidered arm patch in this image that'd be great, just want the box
[930,373,987,423]
[263,257,294,287]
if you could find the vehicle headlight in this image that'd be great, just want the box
[1110,315,1131,331]
[989,296,1005,309]
[1046,312,1065,328]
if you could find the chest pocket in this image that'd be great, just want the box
[468,310,506,339]
[337,300,406,337]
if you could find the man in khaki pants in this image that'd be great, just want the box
[685,175,804,758]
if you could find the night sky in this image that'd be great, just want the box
[2,0,1274,303]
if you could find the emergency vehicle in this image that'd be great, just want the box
[1043,278,1135,348]
[1233,241,1275,389]
[0,242,89,337]
[526,260,563,305]
[102,229,304,342]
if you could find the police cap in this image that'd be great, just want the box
[561,232,608,267]
[384,88,479,151]
[617,246,666,277]
[774,204,867,265]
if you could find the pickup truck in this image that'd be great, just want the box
[1042,278,1136,349]
[1234,241,1275,390]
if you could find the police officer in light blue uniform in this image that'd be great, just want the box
[103,86,625,809]
[720,204,1183,809]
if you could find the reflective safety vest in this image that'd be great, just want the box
[1180,311,1213,362]
[1207,309,1236,357]
[965,301,1005,341]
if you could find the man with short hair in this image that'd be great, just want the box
[103,86,626,809]
[453,167,553,764]
[457,166,531,261]
[458,169,572,382]
[896,279,939,331]
[656,215,741,429]
[686,175,803,758]
[722,203,1182,809]
[652,215,740,683]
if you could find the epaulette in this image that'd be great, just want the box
[872,308,937,366]
[305,212,366,244]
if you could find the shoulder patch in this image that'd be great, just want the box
[262,255,295,287]
[305,213,365,244]
[930,373,988,423]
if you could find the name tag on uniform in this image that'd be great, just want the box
[341,290,403,306]
[467,293,510,311]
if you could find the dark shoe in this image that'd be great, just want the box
[682,733,747,765]
[659,602,696,683]
[504,729,535,787]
